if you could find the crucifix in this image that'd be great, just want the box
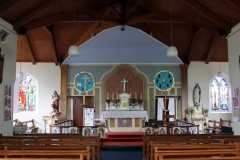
[121,78,128,93]
[82,74,90,90]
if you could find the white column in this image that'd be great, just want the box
[227,22,240,135]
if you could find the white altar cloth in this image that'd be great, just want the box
[100,111,149,123]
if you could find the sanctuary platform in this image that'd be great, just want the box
[102,132,144,147]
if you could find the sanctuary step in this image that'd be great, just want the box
[102,132,144,147]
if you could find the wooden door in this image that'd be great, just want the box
[67,96,94,127]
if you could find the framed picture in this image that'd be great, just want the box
[82,127,91,136]
[91,127,98,136]
[153,128,159,135]
[97,127,105,138]
[173,127,181,134]
[144,127,152,135]
[69,127,78,134]
[159,127,167,134]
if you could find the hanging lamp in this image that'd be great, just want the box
[167,0,178,57]
[68,0,79,56]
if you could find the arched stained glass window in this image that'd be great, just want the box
[210,77,229,112]
[18,75,37,112]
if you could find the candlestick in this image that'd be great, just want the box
[112,93,114,99]
[140,93,142,99]
[107,93,109,99]
[135,92,137,99]
[116,93,118,99]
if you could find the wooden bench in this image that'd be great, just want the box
[143,133,235,160]
[153,144,240,160]
[207,118,232,133]
[0,146,88,159]
[13,119,38,133]
[0,134,100,160]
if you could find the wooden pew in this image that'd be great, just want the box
[153,144,240,160]
[0,146,88,160]
[0,134,100,160]
[143,133,235,160]
[13,119,38,133]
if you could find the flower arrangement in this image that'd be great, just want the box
[81,103,88,107]
[188,107,194,115]
[105,99,111,104]
[138,99,143,104]
[131,98,137,104]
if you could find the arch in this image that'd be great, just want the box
[14,72,38,112]
[209,73,231,113]
[101,64,148,111]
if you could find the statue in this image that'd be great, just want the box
[193,83,201,106]
[51,91,59,112]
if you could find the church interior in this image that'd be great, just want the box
[0,0,240,159]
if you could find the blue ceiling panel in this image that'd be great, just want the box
[63,26,183,65]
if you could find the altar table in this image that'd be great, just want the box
[100,110,149,132]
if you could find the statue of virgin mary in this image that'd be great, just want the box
[193,83,201,106]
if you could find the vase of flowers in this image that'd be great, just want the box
[131,98,137,108]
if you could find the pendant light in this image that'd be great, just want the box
[217,54,223,77]
[167,0,178,57]
[68,0,79,56]
[17,35,23,78]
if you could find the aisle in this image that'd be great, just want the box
[100,146,142,160]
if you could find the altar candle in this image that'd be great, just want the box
[107,93,109,99]
[112,93,114,99]
[135,92,137,99]
[140,93,142,99]
[116,93,118,99]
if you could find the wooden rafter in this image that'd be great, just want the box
[186,0,232,32]
[187,28,203,64]
[110,5,122,19]
[205,34,218,64]
[13,0,57,30]
[23,34,36,65]
[125,6,138,18]
[25,1,117,30]
[43,27,58,65]
[221,0,240,14]
[126,12,160,25]
[0,0,20,17]
[83,13,119,24]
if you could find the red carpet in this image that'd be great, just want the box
[102,132,144,147]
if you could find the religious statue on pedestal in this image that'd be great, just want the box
[51,91,59,112]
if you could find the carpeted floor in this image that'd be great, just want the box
[100,146,142,160]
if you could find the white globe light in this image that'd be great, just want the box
[68,45,79,56]
[217,71,223,77]
[17,71,23,78]
[167,46,178,57]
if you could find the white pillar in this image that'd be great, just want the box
[227,23,240,135]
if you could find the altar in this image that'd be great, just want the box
[100,110,148,132]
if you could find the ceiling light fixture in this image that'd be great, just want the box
[68,0,79,57]
[17,35,23,78]
[217,54,223,77]
[167,0,178,57]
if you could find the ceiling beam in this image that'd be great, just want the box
[186,0,232,33]
[187,27,203,64]
[125,6,138,18]
[23,34,36,65]
[110,5,122,19]
[0,0,20,17]
[205,34,218,64]
[13,0,57,30]
[25,1,118,30]
[220,0,240,15]
[43,27,58,65]
[126,12,160,25]
[83,13,119,24]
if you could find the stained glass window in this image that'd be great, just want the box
[18,75,37,112]
[210,76,229,112]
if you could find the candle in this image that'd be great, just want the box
[135,92,137,99]
[140,93,142,99]
[112,93,114,99]
[107,93,109,99]
[83,96,85,104]
[130,93,131,98]
[116,93,118,99]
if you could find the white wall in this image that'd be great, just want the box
[14,63,60,133]
[188,62,232,121]
[0,19,17,136]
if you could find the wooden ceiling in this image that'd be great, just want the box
[1,0,239,65]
